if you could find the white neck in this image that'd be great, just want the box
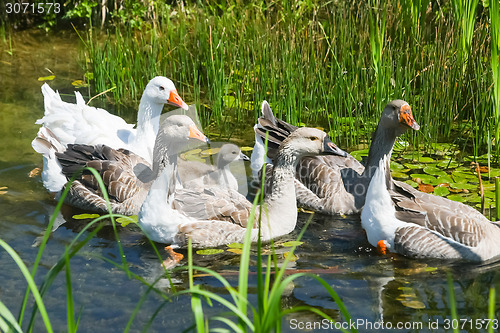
[135,97,164,159]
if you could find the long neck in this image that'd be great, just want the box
[259,145,299,239]
[151,142,178,180]
[135,97,163,145]
[363,125,398,179]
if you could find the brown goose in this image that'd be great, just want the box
[251,100,420,215]
[177,143,250,191]
[138,127,347,247]
[54,115,209,215]
[361,155,500,262]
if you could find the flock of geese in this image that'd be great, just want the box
[31,76,500,263]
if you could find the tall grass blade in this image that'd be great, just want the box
[0,299,23,333]
[0,239,53,333]
[64,249,76,333]
[447,273,459,333]
[488,286,496,333]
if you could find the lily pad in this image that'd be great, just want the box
[403,163,426,170]
[283,252,298,261]
[390,161,405,171]
[437,159,459,169]
[38,75,55,81]
[226,248,243,254]
[433,186,450,197]
[400,300,426,309]
[116,215,138,227]
[282,241,304,247]
[411,174,438,186]
[446,194,467,203]
[227,243,244,249]
[391,171,409,180]
[72,213,100,220]
[404,180,418,188]
[240,146,254,152]
[418,184,434,193]
[436,175,454,184]
[423,166,447,178]
[450,183,478,190]
[196,249,224,255]
[200,148,221,156]
[417,156,435,163]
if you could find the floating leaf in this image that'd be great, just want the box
[400,300,426,309]
[423,166,447,177]
[418,184,434,193]
[227,242,244,249]
[446,194,467,202]
[436,175,454,184]
[184,148,202,156]
[417,156,435,163]
[226,248,243,254]
[411,174,438,185]
[0,186,7,195]
[282,241,304,247]
[390,161,405,171]
[437,160,459,169]
[29,168,41,177]
[240,146,254,152]
[283,252,297,261]
[72,213,100,220]
[391,171,409,179]
[450,183,478,190]
[403,163,425,170]
[200,148,221,156]
[404,180,418,188]
[116,215,138,227]
[72,80,88,88]
[433,186,450,197]
[196,249,224,255]
[38,75,55,81]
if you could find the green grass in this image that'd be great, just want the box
[75,0,495,158]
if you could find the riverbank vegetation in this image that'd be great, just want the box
[3,1,500,157]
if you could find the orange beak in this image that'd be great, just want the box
[399,104,420,130]
[167,89,189,110]
[188,124,210,143]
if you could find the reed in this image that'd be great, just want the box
[78,0,496,157]
[452,0,480,74]
[491,0,500,155]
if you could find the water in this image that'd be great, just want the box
[0,30,499,332]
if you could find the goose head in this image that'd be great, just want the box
[152,115,209,173]
[143,76,189,110]
[278,127,347,164]
[378,100,420,137]
[217,144,250,168]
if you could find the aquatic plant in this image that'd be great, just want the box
[452,0,480,74]
[491,0,500,155]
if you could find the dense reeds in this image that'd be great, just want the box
[75,0,496,156]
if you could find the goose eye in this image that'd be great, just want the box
[309,136,319,141]
[159,86,165,91]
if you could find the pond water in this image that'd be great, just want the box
[1,30,499,332]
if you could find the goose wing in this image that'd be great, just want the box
[56,144,149,205]
[173,187,254,228]
[391,179,486,248]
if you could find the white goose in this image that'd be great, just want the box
[49,115,208,216]
[361,155,500,262]
[251,100,420,215]
[32,76,188,192]
[139,127,347,248]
